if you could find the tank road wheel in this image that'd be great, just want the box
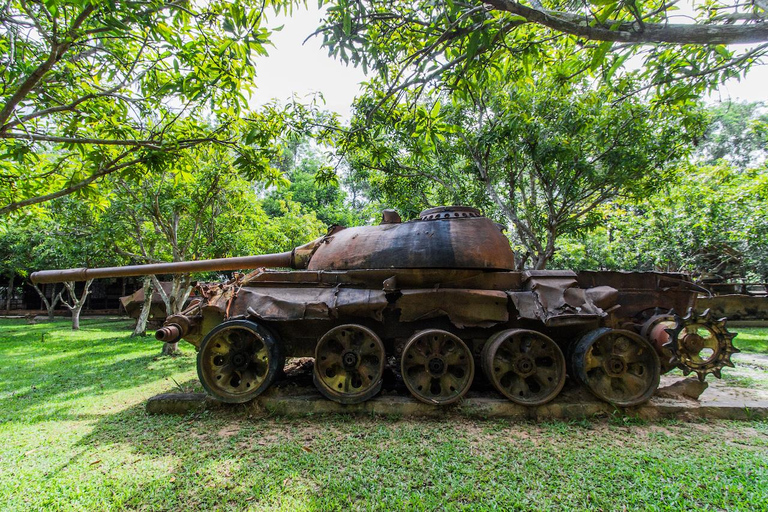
[481,329,566,406]
[197,320,283,403]
[571,328,661,407]
[313,324,386,404]
[401,329,474,405]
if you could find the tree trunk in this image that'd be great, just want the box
[71,304,82,330]
[152,274,190,356]
[131,277,153,337]
[62,279,93,331]
[161,341,179,356]
[6,274,13,312]
[30,283,61,320]
[47,287,60,320]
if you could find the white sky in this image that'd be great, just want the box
[251,6,768,119]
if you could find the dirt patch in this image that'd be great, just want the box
[217,423,241,438]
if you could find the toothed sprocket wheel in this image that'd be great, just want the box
[663,308,739,381]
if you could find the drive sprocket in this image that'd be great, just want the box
[663,308,739,381]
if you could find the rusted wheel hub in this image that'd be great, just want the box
[230,351,250,370]
[515,356,535,376]
[571,328,660,407]
[681,332,706,355]
[342,351,359,369]
[481,329,566,406]
[401,329,474,405]
[640,313,679,373]
[313,324,385,404]
[605,356,626,377]
[197,320,283,403]
[428,357,446,376]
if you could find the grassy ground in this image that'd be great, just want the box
[733,327,768,354]
[0,319,766,511]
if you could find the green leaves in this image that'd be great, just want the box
[590,42,613,72]
[0,0,304,216]
[555,163,768,280]
[317,0,766,121]
[340,68,705,268]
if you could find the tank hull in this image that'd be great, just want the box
[185,268,697,342]
[173,267,708,406]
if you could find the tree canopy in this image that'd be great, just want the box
[0,0,336,216]
[340,68,706,268]
[554,163,768,280]
[319,0,767,107]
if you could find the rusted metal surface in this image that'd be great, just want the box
[481,329,566,405]
[664,308,739,381]
[509,272,611,326]
[31,251,295,284]
[30,205,735,408]
[575,271,697,321]
[226,287,388,322]
[698,294,768,320]
[571,328,661,407]
[313,324,385,404]
[401,329,475,405]
[196,319,284,403]
[639,314,678,373]
[155,324,181,342]
[307,215,516,271]
[396,289,509,328]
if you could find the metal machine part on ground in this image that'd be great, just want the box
[31,206,739,407]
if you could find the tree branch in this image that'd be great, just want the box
[0,154,144,215]
[0,4,95,127]
[483,0,768,44]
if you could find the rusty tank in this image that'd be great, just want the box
[31,206,739,407]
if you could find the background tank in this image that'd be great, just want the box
[31,206,738,407]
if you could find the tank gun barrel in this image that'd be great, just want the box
[30,252,294,284]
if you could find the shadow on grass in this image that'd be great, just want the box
[76,401,336,509]
[75,395,768,510]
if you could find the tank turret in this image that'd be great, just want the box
[31,206,514,284]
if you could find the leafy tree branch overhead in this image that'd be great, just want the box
[340,72,707,269]
[482,0,768,45]
[319,0,768,105]
[0,0,327,216]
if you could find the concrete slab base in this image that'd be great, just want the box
[146,379,768,420]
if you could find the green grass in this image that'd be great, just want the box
[1,319,767,511]
[733,327,768,354]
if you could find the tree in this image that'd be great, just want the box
[131,276,154,337]
[341,74,705,268]
[553,163,768,280]
[318,0,767,108]
[60,279,93,330]
[109,164,238,353]
[699,101,768,168]
[25,197,116,328]
[0,0,299,215]
[0,214,37,310]
[30,280,63,321]
[106,141,327,353]
[263,141,378,227]
[0,211,68,318]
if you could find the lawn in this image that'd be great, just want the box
[0,319,766,511]
[732,326,768,354]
